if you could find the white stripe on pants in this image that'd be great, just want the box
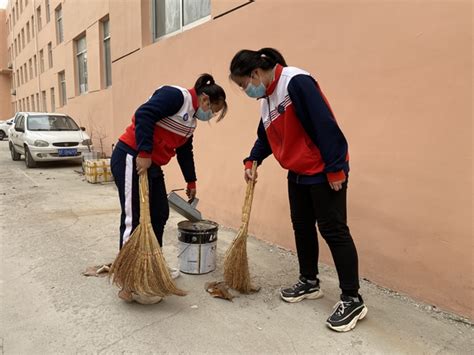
[122,153,134,246]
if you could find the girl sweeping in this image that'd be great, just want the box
[229,48,367,332]
[111,74,227,302]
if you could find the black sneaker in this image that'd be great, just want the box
[280,277,323,303]
[326,294,368,332]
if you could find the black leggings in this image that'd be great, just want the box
[111,145,169,249]
[288,180,360,295]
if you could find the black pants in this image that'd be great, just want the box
[288,180,360,294]
[111,146,169,249]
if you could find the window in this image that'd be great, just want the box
[20,0,23,13]
[30,95,35,111]
[29,59,33,79]
[102,19,112,87]
[39,50,44,73]
[33,55,37,76]
[55,5,63,44]
[21,29,25,48]
[42,91,47,112]
[26,97,30,111]
[76,36,88,94]
[36,93,39,112]
[25,0,28,5]
[152,0,210,40]
[50,88,55,112]
[58,71,66,106]
[20,66,23,85]
[24,64,28,82]
[14,39,17,56]
[16,70,19,86]
[48,42,53,68]
[26,22,30,42]
[37,6,42,32]
[45,0,50,23]
[17,115,25,131]
[31,16,35,38]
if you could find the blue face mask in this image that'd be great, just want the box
[195,107,214,121]
[245,82,266,98]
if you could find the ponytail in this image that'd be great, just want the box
[230,47,287,78]
[194,73,228,122]
[194,73,215,94]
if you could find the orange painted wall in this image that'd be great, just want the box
[111,0,472,318]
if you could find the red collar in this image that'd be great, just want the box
[189,88,199,110]
[265,64,283,96]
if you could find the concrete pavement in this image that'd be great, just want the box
[0,140,472,354]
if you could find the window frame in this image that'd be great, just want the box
[102,18,112,87]
[41,90,47,112]
[75,35,88,94]
[48,42,53,69]
[151,0,211,42]
[36,6,42,32]
[55,5,64,44]
[45,0,51,23]
[39,49,45,73]
[58,71,67,106]
[50,87,55,112]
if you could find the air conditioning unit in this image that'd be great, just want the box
[10,88,16,95]
[7,62,13,69]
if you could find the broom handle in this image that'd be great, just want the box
[139,173,151,224]
[241,161,258,226]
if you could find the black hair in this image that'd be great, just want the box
[229,48,287,78]
[194,73,228,122]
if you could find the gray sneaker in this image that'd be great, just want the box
[169,267,180,280]
[280,277,323,303]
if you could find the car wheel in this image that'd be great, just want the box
[0,131,5,140]
[10,142,21,161]
[25,146,37,168]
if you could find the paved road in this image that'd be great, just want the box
[0,140,472,354]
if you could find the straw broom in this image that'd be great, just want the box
[223,161,258,293]
[109,173,186,297]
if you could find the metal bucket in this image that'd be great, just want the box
[177,220,218,274]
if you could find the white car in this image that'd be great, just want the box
[0,117,14,140]
[8,112,93,168]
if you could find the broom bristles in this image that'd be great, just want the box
[223,161,258,293]
[109,174,186,297]
[223,226,254,293]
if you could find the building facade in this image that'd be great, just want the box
[0,9,12,119]
[2,0,472,319]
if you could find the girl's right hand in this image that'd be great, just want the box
[244,168,258,183]
[136,157,152,175]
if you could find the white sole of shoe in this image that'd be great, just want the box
[169,268,180,280]
[280,289,324,303]
[326,305,368,332]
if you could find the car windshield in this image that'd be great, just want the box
[27,115,80,131]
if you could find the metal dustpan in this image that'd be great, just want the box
[167,191,202,222]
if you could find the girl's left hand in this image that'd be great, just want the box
[186,187,197,201]
[329,179,345,191]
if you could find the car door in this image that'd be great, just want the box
[9,114,18,146]
[12,115,26,154]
